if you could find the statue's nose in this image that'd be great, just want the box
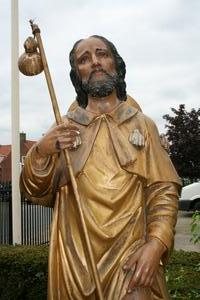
[91,54,101,68]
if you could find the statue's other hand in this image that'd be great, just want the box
[123,238,166,293]
[36,121,80,156]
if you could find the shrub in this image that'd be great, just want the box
[0,246,199,299]
[0,245,48,300]
[166,250,200,299]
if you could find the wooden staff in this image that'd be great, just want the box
[20,20,104,300]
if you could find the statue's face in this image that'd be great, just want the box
[75,37,116,83]
[75,37,118,98]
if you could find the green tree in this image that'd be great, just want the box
[163,104,200,181]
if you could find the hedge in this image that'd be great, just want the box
[0,246,199,299]
[0,245,48,300]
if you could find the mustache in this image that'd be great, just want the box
[89,68,111,81]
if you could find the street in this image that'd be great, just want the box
[174,211,200,252]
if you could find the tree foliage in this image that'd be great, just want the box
[163,104,200,180]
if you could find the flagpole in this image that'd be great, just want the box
[11,0,21,244]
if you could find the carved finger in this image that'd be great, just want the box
[64,124,80,131]
[127,268,142,291]
[123,253,138,271]
[58,138,76,149]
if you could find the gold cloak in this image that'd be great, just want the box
[21,99,181,300]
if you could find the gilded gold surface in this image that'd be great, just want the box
[20,100,181,299]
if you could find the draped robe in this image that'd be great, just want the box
[20,98,181,300]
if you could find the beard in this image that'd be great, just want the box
[82,69,118,98]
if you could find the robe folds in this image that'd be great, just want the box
[20,96,182,300]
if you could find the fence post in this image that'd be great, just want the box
[9,183,13,244]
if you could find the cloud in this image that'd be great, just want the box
[0,0,199,143]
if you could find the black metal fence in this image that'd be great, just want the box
[0,182,12,244]
[0,182,53,245]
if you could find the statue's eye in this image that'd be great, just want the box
[79,55,89,64]
[97,50,108,58]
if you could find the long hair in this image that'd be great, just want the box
[69,35,127,108]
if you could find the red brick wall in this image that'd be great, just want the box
[0,152,11,182]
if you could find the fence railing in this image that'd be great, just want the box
[21,198,53,245]
[0,182,53,245]
[0,183,12,244]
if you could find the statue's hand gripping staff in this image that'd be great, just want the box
[18,20,104,300]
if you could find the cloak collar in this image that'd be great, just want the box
[67,100,138,126]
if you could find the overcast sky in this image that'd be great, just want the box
[0,0,199,144]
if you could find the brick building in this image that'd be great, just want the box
[0,133,35,182]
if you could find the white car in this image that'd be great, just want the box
[179,182,200,211]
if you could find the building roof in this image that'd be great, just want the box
[0,156,5,163]
[0,145,11,156]
[0,138,35,160]
[24,140,35,150]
